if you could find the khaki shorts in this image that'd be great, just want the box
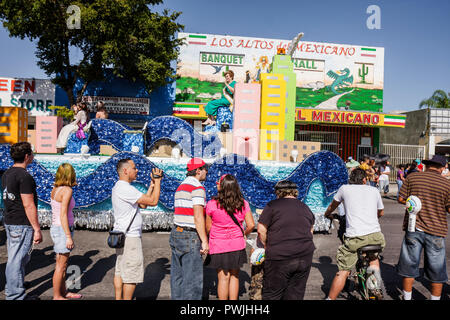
[115,236,144,284]
[337,232,385,271]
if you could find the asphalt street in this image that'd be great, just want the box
[1,191,449,300]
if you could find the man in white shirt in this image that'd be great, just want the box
[111,158,162,300]
[324,167,385,300]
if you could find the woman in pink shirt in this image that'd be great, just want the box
[205,174,255,300]
[50,163,81,299]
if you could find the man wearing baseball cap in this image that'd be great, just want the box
[397,154,450,300]
[169,157,209,300]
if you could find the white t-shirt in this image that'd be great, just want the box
[379,166,390,181]
[111,180,144,237]
[334,184,384,237]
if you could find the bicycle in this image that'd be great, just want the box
[330,214,385,300]
[350,244,384,300]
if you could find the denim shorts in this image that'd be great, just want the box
[397,230,448,283]
[50,225,74,254]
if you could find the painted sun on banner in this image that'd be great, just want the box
[176,33,384,113]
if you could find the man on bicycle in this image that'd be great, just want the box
[324,168,385,300]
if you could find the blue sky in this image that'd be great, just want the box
[1,0,449,113]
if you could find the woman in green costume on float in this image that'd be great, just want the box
[202,70,236,126]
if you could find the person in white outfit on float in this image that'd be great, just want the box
[56,103,89,152]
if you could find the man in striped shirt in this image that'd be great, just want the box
[169,157,209,300]
[397,154,450,300]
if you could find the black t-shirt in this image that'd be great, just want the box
[258,198,315,261]
[1,167,37,226]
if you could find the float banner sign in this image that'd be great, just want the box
[0,77,56,116]
[82,96,150,115]
[176,33,384,113]
[295,108,406,128]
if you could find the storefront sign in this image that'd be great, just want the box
[81,96,150,115]
[295,108,405,128]
[0,77,56,116]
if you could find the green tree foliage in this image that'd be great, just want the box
[48,105,74,122]
[0,1,184,105]
[419,90,450,109]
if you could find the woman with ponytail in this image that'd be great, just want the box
[205,174,255,300]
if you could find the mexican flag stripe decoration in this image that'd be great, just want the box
[361,47,376,58]
[384,115,406,127]
[173,104,200,115]
[188,34,207,45]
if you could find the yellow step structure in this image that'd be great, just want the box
[0,107,28,144]
[259,73,286,160]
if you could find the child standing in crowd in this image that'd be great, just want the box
[396,164,406,200]
[205,174,255,300]
[378,161,391,196]
[405,162,418,178]
[50,163,81,300]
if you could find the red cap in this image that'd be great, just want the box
[187,158,206,171]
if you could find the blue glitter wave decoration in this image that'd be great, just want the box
[63,119,147,155]
[86,119,132,154]
[61,117,225,158]
[145,116,223,157]
[204,106,234,133]
[0,144,347,212]
[0,144,13,169]
[64,131,91,154]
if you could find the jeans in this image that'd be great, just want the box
[262,252,314,300]
[4,224,34,300]
[169,227,203,300]
[396,180,403,200]
[397,230,448,283]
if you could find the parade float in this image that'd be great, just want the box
[0,114,347,232]
[1,31,406,232]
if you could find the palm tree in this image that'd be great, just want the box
[419,90,450,109]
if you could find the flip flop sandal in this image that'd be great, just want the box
[65,292,83,299]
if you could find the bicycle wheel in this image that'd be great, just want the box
[366,274,383,300]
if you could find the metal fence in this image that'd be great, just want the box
[380,143,426,183]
